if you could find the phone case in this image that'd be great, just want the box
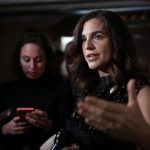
[16,107,34,121]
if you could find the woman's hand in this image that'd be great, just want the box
[77,79,150,149]
[25,109,53,132]
[2,116,30,135]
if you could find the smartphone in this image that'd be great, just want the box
[16,107,35,121]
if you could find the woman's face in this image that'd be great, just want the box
[20,43,46,79]
[82,18,113,71]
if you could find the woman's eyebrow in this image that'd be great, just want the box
[92,31,104,35]
[82,30,105,36]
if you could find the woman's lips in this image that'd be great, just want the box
[28,72,37,76]
[86,53,99,61]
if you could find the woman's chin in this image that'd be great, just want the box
[26,75,38,80]
[88,64,99,70]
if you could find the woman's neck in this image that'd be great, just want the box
[98,70,110,77]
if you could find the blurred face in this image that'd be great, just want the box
[20,43,46,79]
[82,18,113,73]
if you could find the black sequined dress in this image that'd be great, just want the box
[53,76,149,150]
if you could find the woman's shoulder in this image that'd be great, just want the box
[135,76,150,93]
[0,79,19,87]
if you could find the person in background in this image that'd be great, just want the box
[0,33,74,150]
[50,10,150,150]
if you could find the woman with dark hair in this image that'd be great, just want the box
[0,33,74,150]
[12,33,56,79]
[48,10,150,150]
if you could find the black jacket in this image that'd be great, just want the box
[0,75,74,150]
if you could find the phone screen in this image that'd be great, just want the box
[16,107,34,121]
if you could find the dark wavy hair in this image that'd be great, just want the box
[66,10,142,94]
[12,32,56,78]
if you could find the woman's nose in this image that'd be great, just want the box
[85,39,94,50]
[30,61,36,69]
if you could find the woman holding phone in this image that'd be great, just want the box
[0,33,74,150]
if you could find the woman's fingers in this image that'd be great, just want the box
[127,79,137,106]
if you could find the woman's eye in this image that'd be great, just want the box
[23,57,30,62]
[81,36,86,42]
[95,34,103,40]
[35,57,43,63]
